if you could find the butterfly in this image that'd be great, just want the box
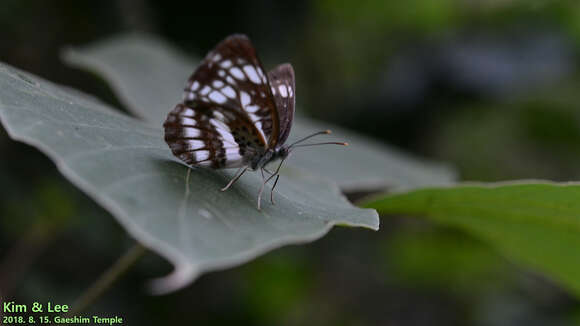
[163,34,346,209]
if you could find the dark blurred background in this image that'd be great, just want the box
[2,1,580,325]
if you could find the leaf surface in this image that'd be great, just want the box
[0,63,378,293]
[365,182,580,296]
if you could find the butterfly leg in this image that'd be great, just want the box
[221,166,248,192]
[262,167,274,176]
[262,167,278,205]
[257,158,287,209]
[270,174,280,205]
[260,168,275,205]
[257,169,266,210]
[257,168,279,210]
[261,167,267,179]
[266,158,286,206]
[269,158,285,205]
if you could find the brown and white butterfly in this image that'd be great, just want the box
[163,34,346,209]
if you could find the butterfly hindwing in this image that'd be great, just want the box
[268,63,295,146]
[182,34,280,149]
[164,102,262,168]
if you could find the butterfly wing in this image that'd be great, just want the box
[164,102,261,168]
[268,63,295,146]
[183,34,280,149]
[164,34,283,169]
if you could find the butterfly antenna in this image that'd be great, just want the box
[290,142,349,148]
[288,130,348,149]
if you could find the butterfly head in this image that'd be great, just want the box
[271,146,291,164]
[252,146,291,170]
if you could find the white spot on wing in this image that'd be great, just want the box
[191,81,200,91]
[213,111,225,120]
[246,105,260,113]
[188,140,205,149]
[288,86,293,97]
[248,112,260,122]
[200,86,211,96]
[230,67,245,80]
[212,53,222,62]
[182,107,194,116]
[209,91,226,103]
[220,60,232,68]
[257,68,267,83]
[180,117,196,125]
[226,76,236,85]
[212,80,224,88]
[210,118,229,132]
[278,85,288,97]
[257,67,265,79]
[196,151,210,162]
[254,121,263,133]
[224,152,243,161]
[220,130,237,146]
[240,91,251,106]
[243,65,261,84]
[222,86,236,99]
[211,120,236,145]
[184,128,201,138]
[218,70,226,77]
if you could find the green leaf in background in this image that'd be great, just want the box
[382,228,513,294]
[365,182,580,297]
[0,62,378,293]
[62,33,456,191]
[431,93,580,181]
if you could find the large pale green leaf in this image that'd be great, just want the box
[0,62,378,293]
[364,182,580,297]
[63,33,456,191]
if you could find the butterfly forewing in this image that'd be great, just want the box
[268,64,295,146]
[182,34,280,148]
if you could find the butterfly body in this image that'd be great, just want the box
[164,34,343,209]
[251,147,289,170]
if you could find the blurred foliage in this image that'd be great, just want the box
[382,227,513,295]
[366,183,580,301]
[240,253,313,324]
[430,84,580,181]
